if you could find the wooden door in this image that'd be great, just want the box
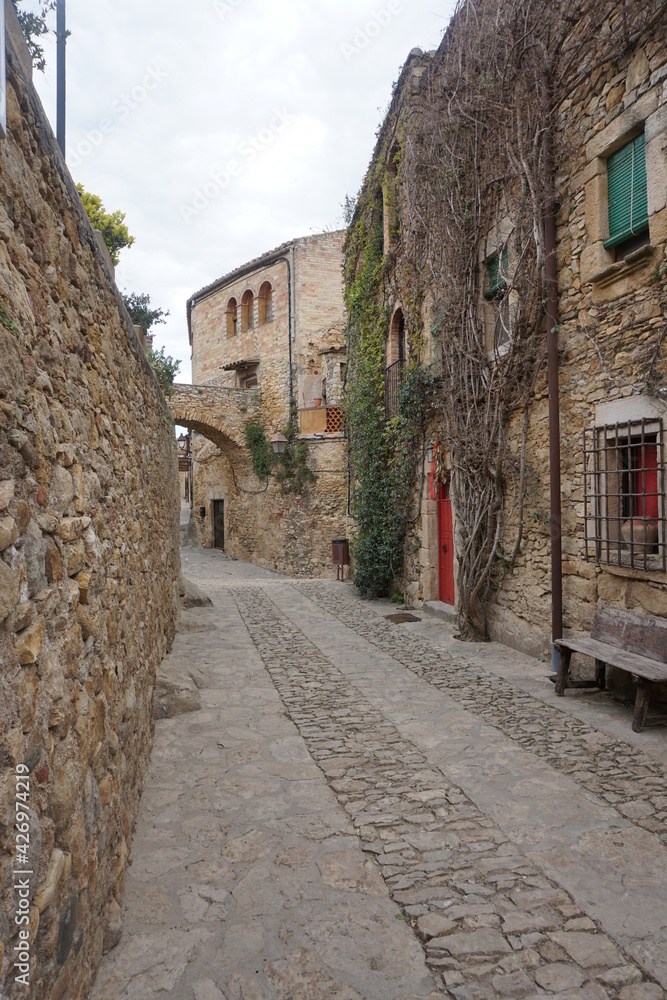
[438,479,455,605]
[213,500,225,550]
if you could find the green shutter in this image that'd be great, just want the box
[484,246,509,299]
[604,133,649,249]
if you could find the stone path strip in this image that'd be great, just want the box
[294,583,667,847]
[231,585,665,1000]
[92,566,440,1000]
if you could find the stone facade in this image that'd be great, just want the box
[181,233,349,577]
[345,5,667,667]
[0,7,179,998]
[490,26,667,659]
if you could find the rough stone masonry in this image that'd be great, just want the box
[0,5,180,998]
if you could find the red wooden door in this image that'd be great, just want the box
[438,479,455,605]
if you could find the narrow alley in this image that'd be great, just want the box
[92,519,667,1000]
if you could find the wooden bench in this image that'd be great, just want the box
[554,605,667,733]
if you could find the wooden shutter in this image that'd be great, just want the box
[604,134,648,249]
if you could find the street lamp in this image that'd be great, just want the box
[270,432,288,456]
[177,432,189,455]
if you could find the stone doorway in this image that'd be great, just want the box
[213,499,225,550]
[438,478,455,605]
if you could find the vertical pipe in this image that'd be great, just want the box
[543,74,563,662]
[288,244,295,404]
[56,0,66,156]
[276,254,294,409]
[1,2,7,137]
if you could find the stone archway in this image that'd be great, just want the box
[169,383,260,451]
[169,383,261,550]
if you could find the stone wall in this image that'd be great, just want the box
[488,29,667,658]
[184,233,348,578]
[190,435,347,577]
[0,8,180,998]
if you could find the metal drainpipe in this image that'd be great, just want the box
[275,253,295,407]
[543,75,563,671]
[289,244,296,404]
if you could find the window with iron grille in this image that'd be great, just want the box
[583,418,665,571]
[484,247,509,299]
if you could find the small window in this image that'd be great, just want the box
[241,290,254,332]
[258,282,273,325]
[484,247,511,353]
[242,374,258,389]
[226,297,238,337]
[604,134,649,255]
[385,309,406,417]
[583,418,665,571]
[387,308,406,367]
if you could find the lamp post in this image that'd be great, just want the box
[56,0,66,156]
[1,2,7,137]
[177,432,191,503]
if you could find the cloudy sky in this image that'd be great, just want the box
[29,0,454,382]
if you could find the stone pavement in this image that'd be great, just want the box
[92,542,667,1000]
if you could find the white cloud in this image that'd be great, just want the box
[25,0,455,382]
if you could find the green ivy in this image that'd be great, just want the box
[245,423,273,479]
[0,304,19,334]
[273,402,317,495]
[245,405,316,494]
[344,196,435,597]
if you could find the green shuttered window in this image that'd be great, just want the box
[484,247,509,299]
[604,133,648,250]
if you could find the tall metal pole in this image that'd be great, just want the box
[543,73,563,668]
[1,1,7,137]
[56,0,66,156]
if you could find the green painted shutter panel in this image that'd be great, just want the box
[485,247,509,299]
[631,133,648,231]
[604,133,649,249]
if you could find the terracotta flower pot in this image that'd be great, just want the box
[312,398,322,407]
[621,518,658,554]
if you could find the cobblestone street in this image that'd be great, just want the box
[92,542,667,1000]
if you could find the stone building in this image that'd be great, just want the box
[173,231,348,577]
[0,5,179,997]
[344,1,667,664]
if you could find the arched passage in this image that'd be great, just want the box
[169,383,259,450]
[169,383,261,551]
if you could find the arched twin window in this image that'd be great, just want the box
[258,281,273,325]
[227,282,272,337]
[226,298,238,337]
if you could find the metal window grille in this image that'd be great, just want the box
[484,246,509,300]
[384,359,405,419]
[583,418,665,571]
[494,295,512,352]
